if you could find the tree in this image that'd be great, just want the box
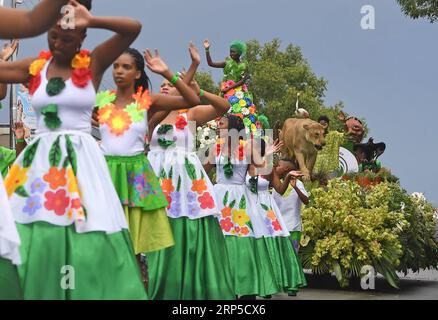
[245,38,350,132]
[195,71,220,95]
[397,0,438,22]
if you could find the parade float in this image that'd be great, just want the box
[196,39,438,289]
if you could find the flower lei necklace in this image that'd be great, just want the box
[216,138,246,179]
[28,50,92,130]
[96,87,152,136]
[156,111,189,148]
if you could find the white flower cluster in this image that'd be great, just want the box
[197,120,218,150]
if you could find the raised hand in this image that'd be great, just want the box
[189,42,201,65]
[265,139,284,157]
[143,49,169,75]
[203,39,210,50]
[287,170,304,179]
[13,121,25,140]
[68,0,93,30]
[189,79,201,95]
[0,40,19,61]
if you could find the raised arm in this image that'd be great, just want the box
[0,0,69,39]
[182,42,201,85]
[187,81,230,126]
[0,57,35,84]
[69,0,142,88]
[203,39,226,68]
[145,49,201,110]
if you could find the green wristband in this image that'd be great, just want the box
[170,73,180,85]
[16,138,25,143]
[199,89,205,97]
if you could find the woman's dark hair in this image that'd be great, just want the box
[124,48,152,92]
[78,0,92,10]
[226,114,245,133]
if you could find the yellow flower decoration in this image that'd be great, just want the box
[29,59,46,76]
[232,209,250,227]
[71,52,91,69]
[67,168,79,194]
[98,104,115,125]
[239,99,247,107]
[5,164,29,197]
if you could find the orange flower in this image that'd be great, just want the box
[132,88,152,110]
[221,207,232,218]
[191,179,207,194]
[29,59,46,76]
[4,164,29,197]
[71,51,91,69]
[106,108,132,136]
[241,227,250,236]
[267,210,277,221]
[98,104,114,124]
[43,167,67,190]
[38,51,52,60]
[249,107,255,114]
[161,179,175,194]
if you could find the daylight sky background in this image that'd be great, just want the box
[0,0,437,205]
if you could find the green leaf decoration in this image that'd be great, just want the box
[261,203,270,211]
[229,200,236,208]
[177,175,181,192]
[239,195,246,209]
[62,157,69,169]
[160,168,167,179]
[184,157,197,181]
[169,166,173,179]
[49,136,62,168]
[46,77,66,96]
[22,138,40,168]
[223,191,229,207]
[201,171,205,179]
[223,158,234,179]
[247,220,253,231]
[158,138,175,148]
[96,90,116,108]
[65,135,77,175]
[126,103,144,123]
[333,261,344,285]
[15,186,30,198]
[41,104,62,130]
[157,124,173,135]
[248,176,258,194]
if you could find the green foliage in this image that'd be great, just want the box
[397,0,438,22]
[195,71,220,95]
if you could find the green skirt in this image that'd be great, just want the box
[224,236,280,297]
[0,258,23,300]
[16,221,148,300]
[146,216,235,300]
[265,236,307,292]
[106,154,174,254]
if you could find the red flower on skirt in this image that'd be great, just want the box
[220,218,234,232]
[72,68,92,88]
[44,189,70,216]
[272,219,282,231]
[175,115,188,130]
[198,192,215,209]
[71,198,82,210]
[28,74,41,95]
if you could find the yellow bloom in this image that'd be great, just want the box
[232,209,250,227]
[29,59,46,76]
[67,168,79,194]
[5,164,29,197]
[71,53,91,69]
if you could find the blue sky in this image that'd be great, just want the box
[0,0,437,205]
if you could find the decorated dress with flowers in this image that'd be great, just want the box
[146,112,234,300]
[245,174,307,293]
[4,51,147,299]
[0,175,22,299]
[222,58,263,135]
[96,89,174,254]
